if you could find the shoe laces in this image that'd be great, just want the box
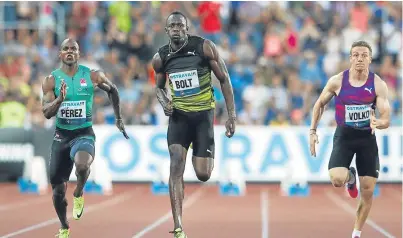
[74,197,83,208]
[55,229,69,237]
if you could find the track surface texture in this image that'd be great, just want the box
[0,183,400,238]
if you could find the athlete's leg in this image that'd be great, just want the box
[168,144,188,230]
[73,151,94,197]
[192,109,215,182]
[352,136,379,237]
[328,136,355,187]
[353,176,377,232]
[49,135,74,230]
[71,138,95,198]
[51,182,69,229]
[167,111,192,232]
[192,157,214,182]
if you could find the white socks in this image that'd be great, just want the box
[352,229,361,237]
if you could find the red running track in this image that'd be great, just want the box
[0,183,400,238]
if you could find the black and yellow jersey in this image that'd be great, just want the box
[158,35,215,112]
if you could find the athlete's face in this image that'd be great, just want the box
[165,14,188,44]
[59,40,80,66]
[350,46,372,71]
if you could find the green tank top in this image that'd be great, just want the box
[52,65,94,130]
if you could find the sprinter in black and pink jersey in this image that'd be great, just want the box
[309,41,391,238]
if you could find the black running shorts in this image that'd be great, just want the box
[167,108,215,158]
[328,126,380,178]
[49,126,96,185]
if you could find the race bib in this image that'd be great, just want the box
[345,104,370,127]
[169,70,200,97]
[58,101,86,119]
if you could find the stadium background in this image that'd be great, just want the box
[0,1,401,238]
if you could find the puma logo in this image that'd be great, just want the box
[364,87,372,94]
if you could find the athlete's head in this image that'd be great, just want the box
[59,38,80,66]
[349,41,372,71]
[165,11,188,44]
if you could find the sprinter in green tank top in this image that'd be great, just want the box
[41,38,129,238]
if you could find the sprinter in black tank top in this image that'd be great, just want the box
[151,11,237,238]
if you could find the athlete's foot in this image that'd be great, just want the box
[169,228,187,238]
[55,228,70,238]
[346,167,358,198]
[72,196,84,220]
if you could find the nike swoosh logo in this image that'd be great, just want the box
[76,207,84,218]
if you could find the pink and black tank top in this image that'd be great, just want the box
[335,70,376,130]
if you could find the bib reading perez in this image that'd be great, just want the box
[158,35,215,112]
[52,65,94,130]
[335,70,376,130]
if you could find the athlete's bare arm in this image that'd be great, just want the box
[371,75,390,130]
[91,70,128,138]
[310,73,342,130]
[310,73,342,156]
[152,52,173,116]
[203,39,236,119]
[42,75,65,119]
[203,39,236,137]
[91,70,122,120]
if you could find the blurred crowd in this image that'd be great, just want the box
[0,1,401,129]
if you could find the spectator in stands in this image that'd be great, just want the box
[0,2,400,128]
[299,50,323,89]
[269,74,288,113]
[198,1,222,43]
[238,101,260,125]
[270,111,289,126]
[0,91,26,128]
[242,72,271,121]
[233,30,257,70]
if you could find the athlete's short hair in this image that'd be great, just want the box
[350,41,372,56]
[166,11,188,27]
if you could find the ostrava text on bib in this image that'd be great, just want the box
[52,65,94,130]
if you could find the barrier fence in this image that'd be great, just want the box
[0,126,401,183]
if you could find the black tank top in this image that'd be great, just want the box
[158,35,215,112]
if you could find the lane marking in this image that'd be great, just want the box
[0,197,49,212]
[0,191,134,238]
[132,186,206,238]
[326,191,396,238]
[260,191,269,238]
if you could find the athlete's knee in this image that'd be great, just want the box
[195,170,211,182]
[330,177,345,187]
[329,168,348,187]
[52,183,66,197]
[192,157,213,182]
[75,161,90,175]
[360,183,375,201]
